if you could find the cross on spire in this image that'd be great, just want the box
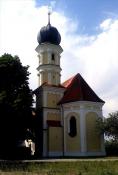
[48,6,52,25]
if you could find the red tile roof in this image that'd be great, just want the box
[58,73,105,104]
[33,82,65,94]
[62,76,74,87]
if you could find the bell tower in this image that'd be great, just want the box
[34,13,65,158]
[35,12,63,86]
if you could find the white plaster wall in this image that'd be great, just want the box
[62,101,106,157]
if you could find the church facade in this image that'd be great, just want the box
[34,16,106,157]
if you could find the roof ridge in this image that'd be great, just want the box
[77,74,84,100]
[58,73,105,104]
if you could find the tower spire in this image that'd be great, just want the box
[48,6,52,25]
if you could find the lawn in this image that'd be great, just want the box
[0,160,118,175]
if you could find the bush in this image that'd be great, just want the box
[105,140,118,156]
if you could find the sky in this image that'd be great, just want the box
[0,0,118,116]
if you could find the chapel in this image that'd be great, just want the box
[34,13,106,157]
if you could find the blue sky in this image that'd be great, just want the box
[0,0,118,116]
[35,0,118,34]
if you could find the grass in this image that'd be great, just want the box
[0,160,117,175]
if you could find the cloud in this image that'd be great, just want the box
[61,18,118,116]
[0,0,49,89]
[100,18,113,31]
[0,0,118,116]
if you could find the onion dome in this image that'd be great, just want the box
[37,12,61,45]
[37,23,61,45]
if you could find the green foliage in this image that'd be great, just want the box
[0,53,33,157]
[97,111,118,142]
[105,112,118,141]
[0,161,117,175]
[0,53,32,109]
[105,140,118,156]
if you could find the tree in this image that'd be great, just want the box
[97,111,118,155]
[0,53,33,157]
[97,111,118,142]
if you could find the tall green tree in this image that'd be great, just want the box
[0,53,33,157]
[97,111,118,142]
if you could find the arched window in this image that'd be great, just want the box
[51,53,55,61]
[69,116,77,137]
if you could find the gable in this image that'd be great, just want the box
[58,73,105,104]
